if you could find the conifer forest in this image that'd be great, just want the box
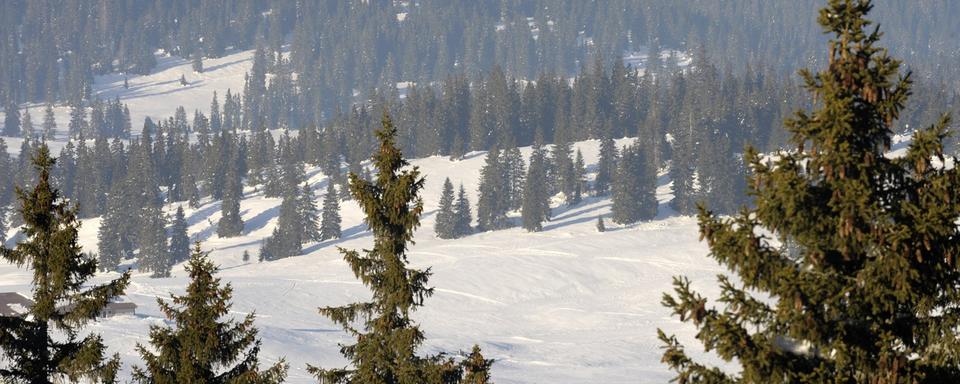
[2,1,960,382]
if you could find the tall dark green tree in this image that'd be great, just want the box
[134,243,287,384]
[309,114,466,383]
[218,134,244,238]
[521,145,550,232]
[434,178,457,239]
[461,346,494,384]
[169,206,191,264]
[319,182,342,241]
[0,145,130,383]
[300,183,322,243]
[610,142,657,224]
[3,102,20,137]
[453,184,473,238]
[660,1,960,382]
[476,148,510,231]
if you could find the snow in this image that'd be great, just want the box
[0,48,731,383]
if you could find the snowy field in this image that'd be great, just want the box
[0,50,730,383]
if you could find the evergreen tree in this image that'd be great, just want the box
[97,181,135,272]
[138,204,171,278]
[319,182,341,241]
[611,142,657,224]
[3,101,21,137]
[192,52,204,73]
[0,145,130,383]
[309,113,466,383]
[596,215,605,232]
[260,182,303,261]
[521,145,550,232]
[242,250,250,263]
[21,108,34,139]
[169,206,191,264]
[660,2,960,382]
[41,103,56,140]
[134,243,287,384]
[218,135,244,238]
[461,346,494,384]
[300,183,322,243]
[453,184,473,238]
[434,178,457,239]
[593,138,619,196]
[571,149,586,205]
[476,148,509,231]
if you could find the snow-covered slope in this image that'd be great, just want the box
[1,139,728,383]
[0,50,728,383]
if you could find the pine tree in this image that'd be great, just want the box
[660,2,960,382]
[3,101,21,137]
[260,175,304,261]
[309,113,466,383]
[521,145,550,232]
[596,215,605,233]
[300,183,322,243]
[242,250,250,263]
[434,178,457,239]
[611,142,657,224]
[0,144,130,383]
[192,52,204,73]
[134,243,287,383]
[98,181,135,272]
[169,206,191,264]
[461,346,494,384]
[453,184,473,238]
[319,182,342,241]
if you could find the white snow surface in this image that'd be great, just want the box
[0,48,732,383]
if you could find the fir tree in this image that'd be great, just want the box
[169,206,191,264]
[134,243,288,383]
[476,148,509,231]
[461,346,494,384]
[660,1,960,382]
[596,215,605,233]
[319,182,342,241]
[434,178,457,239]
[309,113,466,383]
[21,108,35,139]
[521,145,550,232]
[139,204,171,278]
[571,149,586,205]
[242,250,250,263]
[611,142,657,224]
[3,101,21,137]
[41,103,56,140]
[218,135,245,238]
[0,144,130,383]
[453,184,473,238]
[300,183,322,243]
[98,181,135,272]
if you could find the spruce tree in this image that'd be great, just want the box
[309,113,465,383]
[218,141,245,238]
[139,204,171,278]
[3,101,21,137]
[434,178,457,239]
[41,103,56,140]
[0,144,130,383]
[260,174,304,261]
[134,243,287,384]
[596,215,605,233]
[169,206,191,264]
[610,142,657,224]
[453,184,473,238]
[461,346,494,384]
[300,183,322,243]
[319,182,341,241]
[521,145,550,232]
[21,108,34,139]
[476,148,509,231]
[571,149,586,205]
[660,1,960,382]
